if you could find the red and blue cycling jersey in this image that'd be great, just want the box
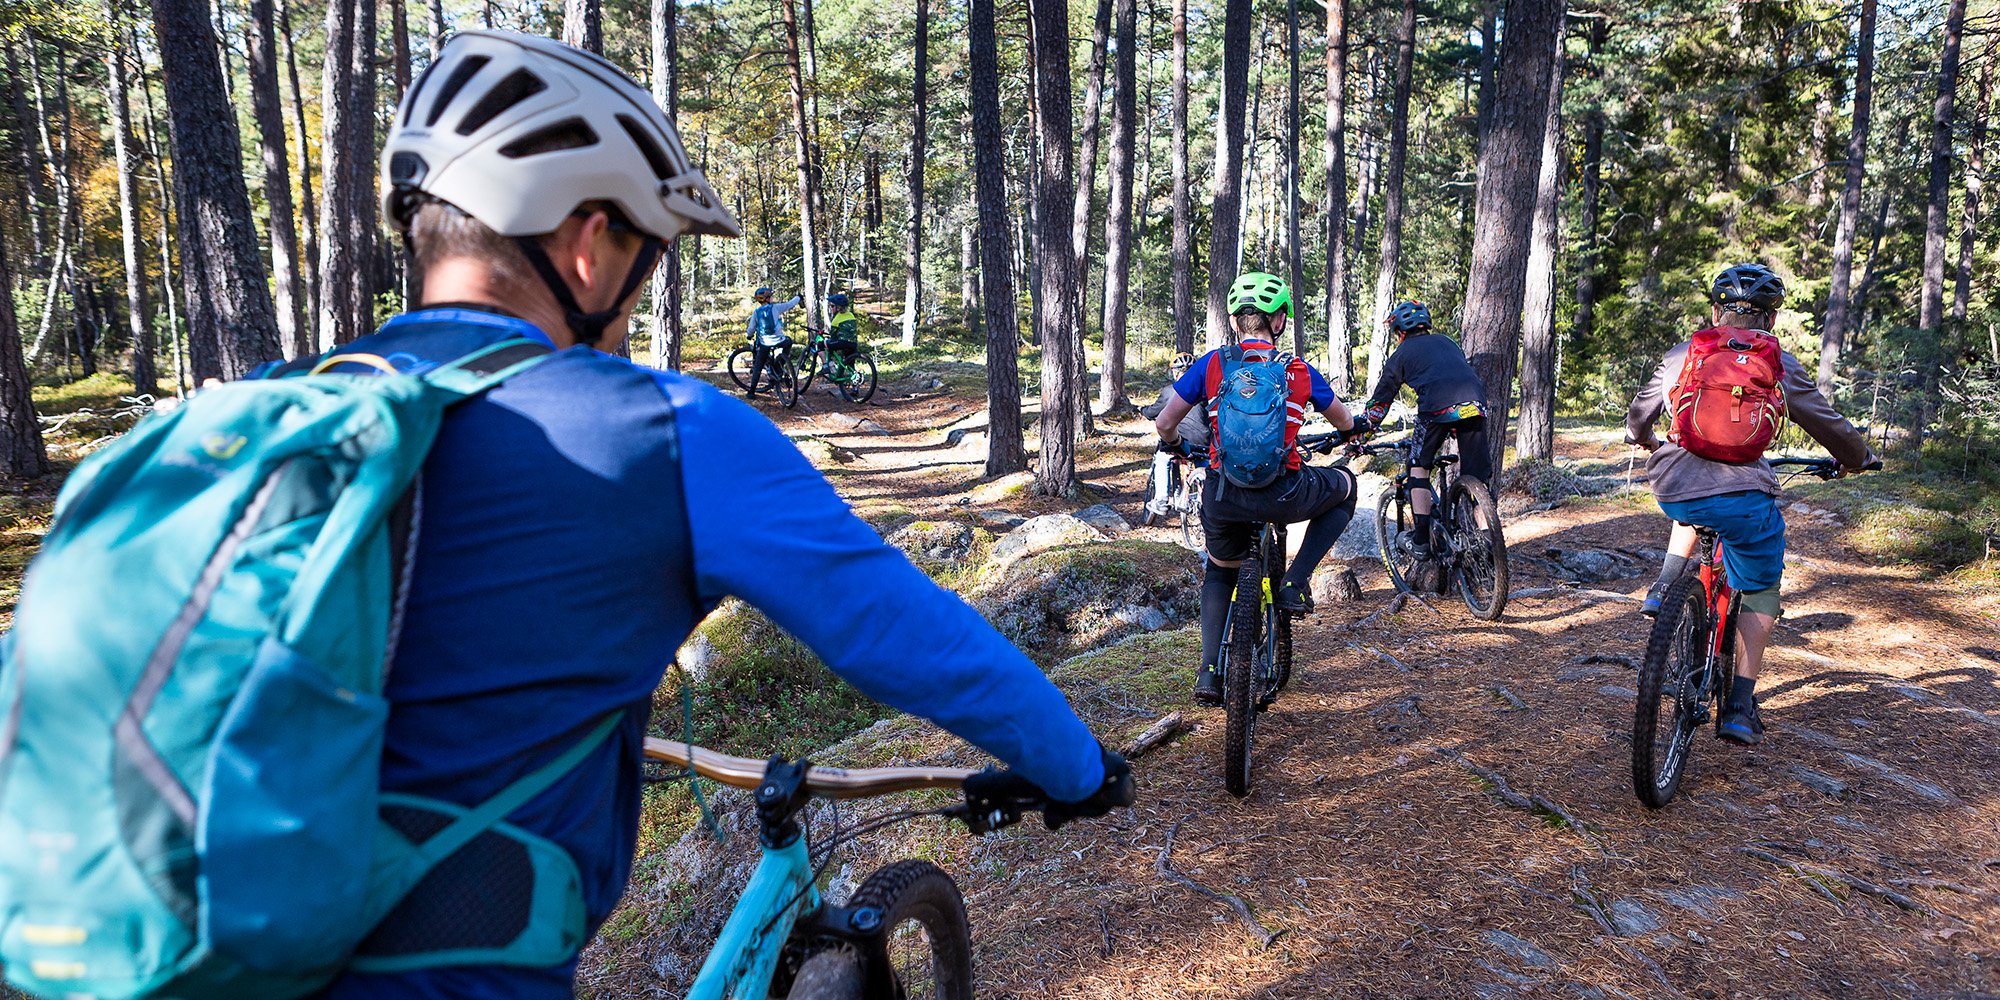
[1171,338,1336,474]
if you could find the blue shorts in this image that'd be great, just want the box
[1658,491,1785,594]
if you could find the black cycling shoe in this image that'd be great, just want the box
[1717,700,1764,746]
[1275,581,1313,615]
[1192,665,1222,705]
[1641,581,1668,618]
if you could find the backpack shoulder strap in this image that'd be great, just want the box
[422,338,556,400]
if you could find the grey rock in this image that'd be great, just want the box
[1608,898,1662,937]
[850,417,892,436]
[1545,547,1636,583]
[886,520,976,564]
[969,471,1036,505]
[988,514,1108,567]
[1075,503,1133,534]
[1113,605,1172,631]
[1656,884,1745,923]
[1597,684,1639,700]
[675,633,718,683]
[1792,766,1853,799]
[975,510,1026,532]
[1314,566,1363,605]
[1482,929,1556,969]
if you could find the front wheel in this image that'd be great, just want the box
[1632,573,1710,809]
[1447,477,1509,620]
[776,356,800,408]
[1222,552,1265,798]
[1375,486,1418,594]
[794,345,821,393]
[728,345,757,391]
[1179,467,1206,552]
[838,354,878,404]
[786,860,973,1000]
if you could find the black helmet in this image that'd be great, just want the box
[1711,263,1785,313]
[1386,300,1432,333]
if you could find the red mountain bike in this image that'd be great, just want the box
[1631,456,1878,807]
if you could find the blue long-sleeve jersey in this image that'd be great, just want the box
[309,308,1102,999]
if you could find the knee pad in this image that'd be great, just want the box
[1738,585,1782,617]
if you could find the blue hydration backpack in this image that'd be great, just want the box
[0,340,616,999]
[1212,347,1295,489]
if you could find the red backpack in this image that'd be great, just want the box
[1667,327,1787,464]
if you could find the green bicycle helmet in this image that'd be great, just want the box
[1227,271,1294,318]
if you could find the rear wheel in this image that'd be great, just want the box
[1447,477,1509,620]
[1632,573,1710,808]
[1179,468,1206,553]
[1264,533,1292,695]
[1375,487,1417,594]
[1222,551,1265,798]
[786,860,973,1000]
[839,354,878,404]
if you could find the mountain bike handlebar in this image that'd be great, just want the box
[1769,456,1883,480]
[644,738,978,797]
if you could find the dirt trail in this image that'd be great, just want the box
[690,369,2000,999]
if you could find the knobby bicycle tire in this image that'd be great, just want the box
[1223,551,1264,798]
[1632,573,1709,809]
[1265,531,1293,695]
[786,860,973,1000]
[1180,469,1205,552]
[1448,477,1509,620]
[839,354,878,404]
[776,357,800,408]
[794,345,821,394]
[727,345,757,391]
[1140,463,1161,527]
[1375,488,1417,594]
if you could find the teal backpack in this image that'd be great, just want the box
[1213,347,1295,489]
[0,339,616,999]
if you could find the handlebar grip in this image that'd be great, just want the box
[1862,459,1883,471]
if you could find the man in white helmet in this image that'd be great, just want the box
[279,31,1128,998]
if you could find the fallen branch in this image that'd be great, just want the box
[1888,878,2000,905]
[1096,907,1115,958]
[1740,848,1935,915]
[1349,640,1413,673]
[1573,653,1638,671]
[1155,821,1287,949]
[1492,686,1528,711]
[1436,750,1604,852]
[1120,713,1187,761]
[1352,592,1408,629]
[1617,943,1686,998]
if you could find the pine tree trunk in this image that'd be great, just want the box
[1573,15,1606,354]
[133,25,188,394]
[148,0,281,378]
[1099,0,1136,412]
[969,0,1024,476]
[246,0,305,359]
[960,219,978,333]
[1920,0,1967,337]
[1030,0,1079,497]
[1321,0,1350,390]
[1365,0,1416,387]
[1169,0,1193,353]
[430,0,447,54]
[1820,0,1874,397]
[105,9,158,397]
[4,46,48,254]
[779,0,822,328]
[0,232,48,478]
[1072,0,1112,352]
[1459,0,1565,477]
[1285,0,1304,358]
[649,0,685,370]
[1515,16,1565,464]
[901,0,928,347]
[1476,0,1497,145]
[1204,0,1252,349]
[564,0,604,52]
[280,0,319,344]
[1952,33,1994,323]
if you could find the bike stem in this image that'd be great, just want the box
[757,757,815,849]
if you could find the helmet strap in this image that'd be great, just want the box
[514,235,664,346]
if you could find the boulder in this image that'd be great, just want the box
[1313,566,1363,605]
[988,513,1106,567]
[969,471,1036,506]
[886,520,977,564]
[849,417,891,436]
[1544,546,1636,583]
[675,633,718,684]
[974,540,1199,660]
[1075,503,1132,535]
[975,510,1026,532]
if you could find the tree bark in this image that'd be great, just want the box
[1030,0,1079,496]
[1285,0,1304,358]
[1170,0,1193,353]
[0,232,48,478]
[317,0,379,349]
[430,0,447,54]
[902,0,928,347]
[1365,0,1416,387]
[1476,0,1497,144]
[1952,32,1994,324]
[563,0,604,52]
[969,0,1024,476]
[1321,0,1350,390]
[960,219,978,333]
[4,46,48,254]
[1100,0,1136,411]
[649,0,685,370]
[1572,15,1605,353]
[1459,0,1564,476]
[1073,0,1113,351]
[1919,0,1966,337]
[1821,0,1874,397]
[105,8,158,397]
[1205,0,1252,349]
[148,0,282,378]
[1515,15,1565,464]
[133,24,188,394]
[280,0,319,344]
[246,0,306,359]
[779,0,822,328]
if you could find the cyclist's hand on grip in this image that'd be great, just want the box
[1043,748,1134,831]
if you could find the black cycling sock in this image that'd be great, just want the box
[1284,500,1356,592]
[1413,511,1433,546]
[1200,560,1239,671]
[1657,553,1689,585]
[1729,674,1758,710]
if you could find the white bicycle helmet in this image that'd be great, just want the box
[381,29,739,241]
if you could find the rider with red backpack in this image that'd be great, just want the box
[1625,263,1877,745]
[1153,272,1362,704]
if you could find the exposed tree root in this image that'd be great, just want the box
[1155,820,1287,949]
[1740,847,1938,915]
[1437,749,1604,852]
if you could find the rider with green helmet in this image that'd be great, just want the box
[822,292,864,374]
[1152,272,1363,704]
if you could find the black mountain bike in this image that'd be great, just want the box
[727,340,799,408]
[1631,455,1878,808]
[1364,435,1509,619]
[1217,432,1340,797]
[793,327,879,404]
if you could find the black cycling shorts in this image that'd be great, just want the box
[1200,464,1358,563]
[1415,416,1491,484]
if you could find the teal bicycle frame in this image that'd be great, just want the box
[685,834,818,1000]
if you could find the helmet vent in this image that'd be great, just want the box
[616,115,678,180]
[456,69,548,136]
[499,118,599,158]
[424,55,490,127]
[403,57,442,125]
